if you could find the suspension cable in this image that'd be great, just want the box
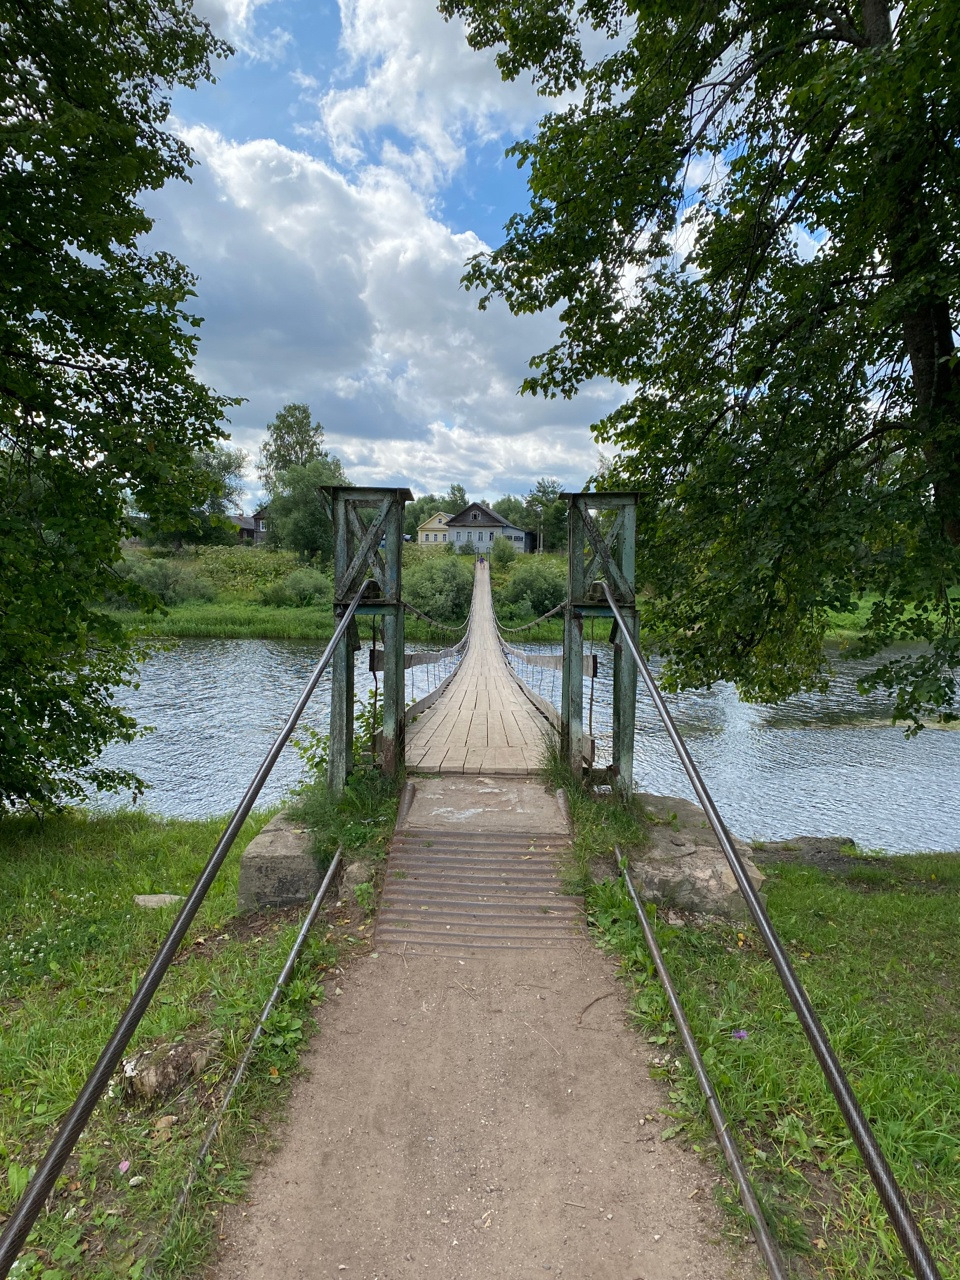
[0,580,372,1277]
[617,846,787,1280]
[600,580,941,1280]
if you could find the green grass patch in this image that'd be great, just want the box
[585,848,960,1277]
[540,742,649,893]
[290,765,400,873]
[0,808,342,1278]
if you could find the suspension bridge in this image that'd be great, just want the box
[0,489,943,1280]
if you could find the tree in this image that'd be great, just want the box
[257,403,330,494]
[443,0,960,729]
[1,1,232,811]
[524,478,565,553]
[492,494,528,528]
[268,456,350,561]
[446,483,469,511]
[142,444,247,549]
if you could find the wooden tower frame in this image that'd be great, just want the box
[561,491,639,791]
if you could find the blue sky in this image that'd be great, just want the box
[146,0,623,509]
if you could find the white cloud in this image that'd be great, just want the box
[191,0,290,61]
[151,125,615,501]
[309,0,545,187]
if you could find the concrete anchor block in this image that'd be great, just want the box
[237,813,318,911]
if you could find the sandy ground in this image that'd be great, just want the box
[209,941,762,1280]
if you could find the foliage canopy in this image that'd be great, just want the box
[443,0,960,728]
[0,0,232,809]
[257,403,331,495]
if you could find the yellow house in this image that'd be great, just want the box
[417,511,454,546]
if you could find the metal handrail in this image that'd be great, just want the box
[146,848,345,1275]
[617,847,787,1279]
[402,601,470,633]
[600,581,941,1280]
[0,579,371,1276]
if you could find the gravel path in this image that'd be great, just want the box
[209,941,762,1280]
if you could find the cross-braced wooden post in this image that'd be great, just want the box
[561,492,639,792]
[323,486,412,794]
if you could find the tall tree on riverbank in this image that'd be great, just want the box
[257,403,331,494]
[0,1,233,811]
[443,0,960,729]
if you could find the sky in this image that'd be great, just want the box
[147,0,625,509]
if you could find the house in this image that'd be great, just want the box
[251,508,269,544]
[443,502,532,552]
[227,508,270,545]
[227,514,257,544]
[416,511,454,546]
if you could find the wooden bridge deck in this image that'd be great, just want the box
[404,561,552,775]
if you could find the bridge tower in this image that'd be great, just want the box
[561,491,639,792]
[323,486,413,794]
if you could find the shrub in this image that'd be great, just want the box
[490,537,517,569]
[500,558,566,619]
[191,545,299,595]
[118,556,216,606]
[260,567,333,608]
[404,556,474,624]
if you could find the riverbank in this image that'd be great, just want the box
[0,802,382,1279]
[567,780,960,1278]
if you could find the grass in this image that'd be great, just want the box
[581,824,960,1277]
[540,739,649,892]
[0,805,356,1279]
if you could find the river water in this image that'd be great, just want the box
[98,638,959,853]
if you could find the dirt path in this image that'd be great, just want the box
[210,943,761,1280]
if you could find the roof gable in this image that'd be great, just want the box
[446,502,507,528]
[416,510,453,530]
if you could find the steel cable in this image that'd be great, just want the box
[601,580,942,1280]
[0,581,372,1277]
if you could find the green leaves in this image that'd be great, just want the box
[0,1,234,810]
[449,0,960,725]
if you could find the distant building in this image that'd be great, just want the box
[444,502,533,552]
[227,508,270,545]
[417,511,454,546]
[251,508,269,543]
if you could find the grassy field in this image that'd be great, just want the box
[576,797,960,1277]
[117,546,469,643]
[0,793,390,1280]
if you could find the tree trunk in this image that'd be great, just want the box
[861,0,960,544]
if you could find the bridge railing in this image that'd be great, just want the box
[0,581,373,1278]
[600,580,942,1280]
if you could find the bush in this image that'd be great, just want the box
[260,567,333,608]
[500,558,566,619]
[117,556,216,606]
[490,537,517,569]
[404,556,474,624]
[190,545,299,595]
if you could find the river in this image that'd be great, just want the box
[97,637,959,853]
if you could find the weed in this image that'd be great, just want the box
[353,882,376,915]
[539,737,648,892]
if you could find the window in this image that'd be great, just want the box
[456,532,461,541]
[471,511,479,520]
[422,534,428,542]
[489,532,494,541]
[433,533,438,541]
[442,533,447,542]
